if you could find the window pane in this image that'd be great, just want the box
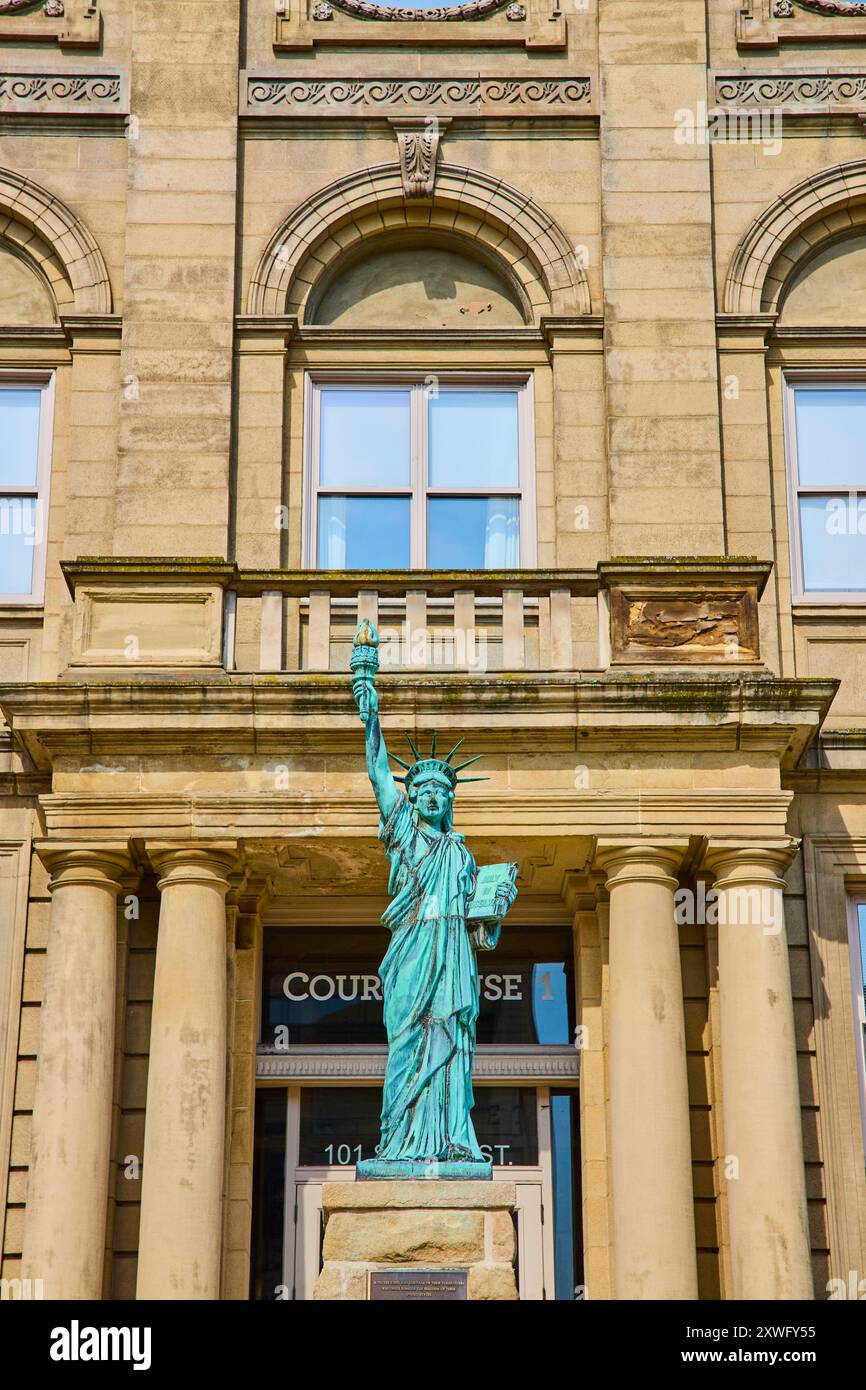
[429,391,519,489]
[319,389,411,488]
[428,496,519,569]
[0,388,41,487]
[318,495,410,569]
[795,388,866,487]
[799,494,866,591]
[550,1093,582,1300]
[299,1088,381,1168]
[250,1088,287,1301]
[261,926,575,1048]
[297,1086,539,1168]
[0,497,36,594]
[472,1087,538,1167]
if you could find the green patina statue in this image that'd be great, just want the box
[350,620,518,1179]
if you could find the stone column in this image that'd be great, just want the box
[136,846,237,1300]
[706,847,813,1300]
[602,846,698,1299]
[22,845,128,1299]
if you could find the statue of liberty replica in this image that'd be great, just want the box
[350,621,518,1179]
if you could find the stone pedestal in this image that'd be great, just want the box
[313,1181,518,1301]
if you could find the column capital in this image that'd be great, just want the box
[147,842,240,894]
[596,842,686,892]
[704,840,799,890]
[35,841,131,893]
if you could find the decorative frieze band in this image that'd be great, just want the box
[0,68,126,116]
[715,71,866,110]
[256,1047,580,1081]
[242,73,593,119]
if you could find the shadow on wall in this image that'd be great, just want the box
[310,236,526,329]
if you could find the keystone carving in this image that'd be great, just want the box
[391,118,447,198]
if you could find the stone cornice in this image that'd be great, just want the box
[716,313,778,348]
[0,669,839,778]
[61,555,237,597]
[598,556,773,599]
[35,788,795,843]
[0,672,838,771]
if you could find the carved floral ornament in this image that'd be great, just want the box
[775,0,866,12]
[740,0,866,43]
[0,71,121,109]
[394,121,443,198]
[244,76,593,116]
[715,72,866,108]
[0,0,63,12]
[311,0,519,18]
[0,0,98,44]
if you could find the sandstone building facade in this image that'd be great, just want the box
[0,0,865,1301]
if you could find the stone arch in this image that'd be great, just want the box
[248,162,590,320]
[0,166,112,316]
[724,158,866,315]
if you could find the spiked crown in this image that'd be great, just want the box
[388,732,488,790]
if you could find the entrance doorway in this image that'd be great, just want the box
[251,1083,581,1300]
[251,917,581,1299]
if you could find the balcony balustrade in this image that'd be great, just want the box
[228,569,596,675]
[58,557,770,677]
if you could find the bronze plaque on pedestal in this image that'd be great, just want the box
[368,1270,468,1301]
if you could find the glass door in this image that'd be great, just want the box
[277,1084,579,1300]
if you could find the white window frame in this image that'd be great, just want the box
[0,372,54,606]
[846,896,866,1154]
[784,371,866,604]
[302,372,537,570]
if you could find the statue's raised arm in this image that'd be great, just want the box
[350,621,398,821]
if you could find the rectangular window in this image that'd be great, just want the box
[260,924,574,1049]
[785,378,866,599]
[0,375,53,604]
[306,377,534,569]
[848,899,866,1153]
[296,1085,539,1169]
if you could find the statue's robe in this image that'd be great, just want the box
[375,794,500,1163]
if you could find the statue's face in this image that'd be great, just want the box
[410,775,453,828]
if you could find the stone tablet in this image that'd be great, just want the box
[368,1269,469,1301]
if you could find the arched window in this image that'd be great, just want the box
[779,232,866,599]
[0,241,56,603]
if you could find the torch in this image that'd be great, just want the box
[350,619,380,721]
